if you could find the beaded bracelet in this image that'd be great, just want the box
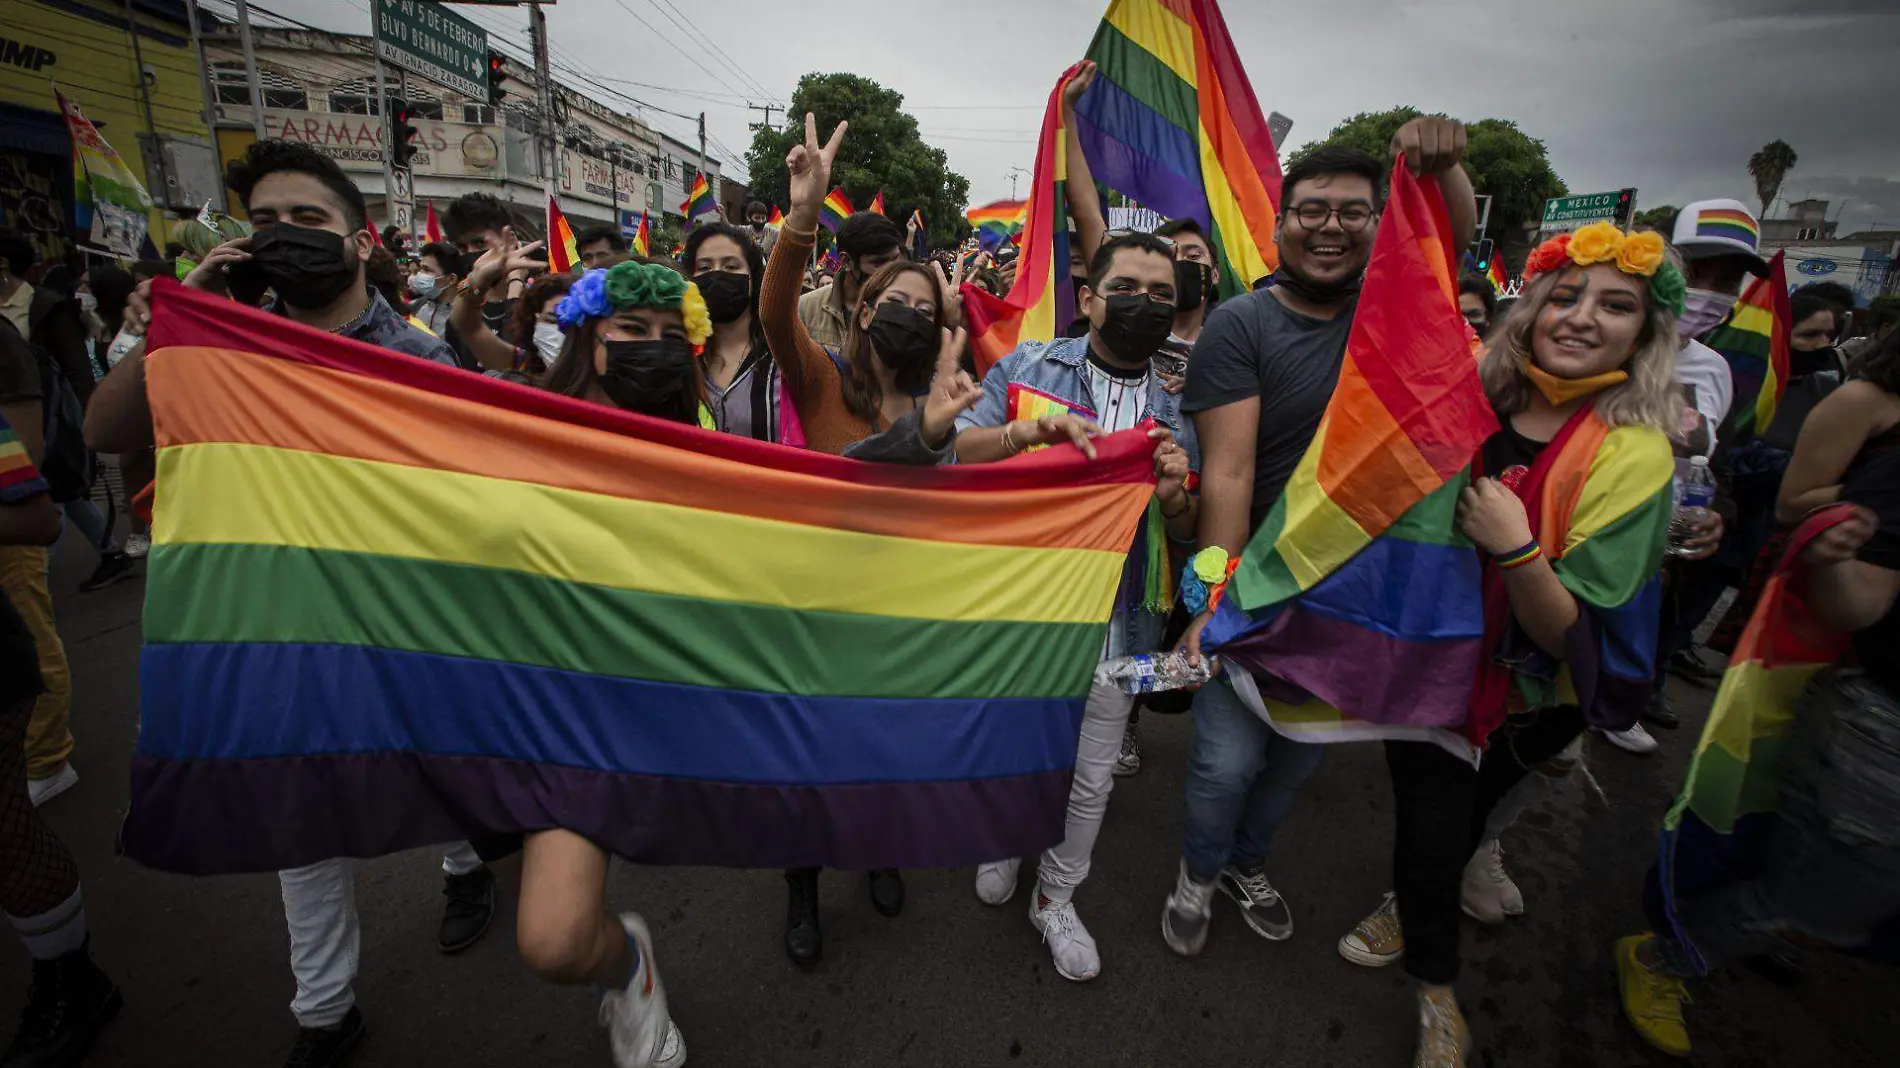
[1496,540,1544,571]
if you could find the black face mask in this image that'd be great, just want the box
[1095,293,1176,365]
[866,301,937,391]
[598,338,698,424]
[749,218,766,231]
[1269,263,1362,306]
[1174,260,1212,312]
[238,223,362,309]
[693,270,752,324]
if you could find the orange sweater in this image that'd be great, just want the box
[757,227,875,455]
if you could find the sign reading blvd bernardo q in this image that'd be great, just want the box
[371,0,487,99]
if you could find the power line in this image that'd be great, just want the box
[601,0,734,95]
[638,0,774,103]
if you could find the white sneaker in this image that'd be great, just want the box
[28,763,78,808]
[123,533,151,558]
[1029,890,1100,981]
[974,858,1022,906]
[599,912,670,1068]
[1460,839,1523,924]
[1161,859,1216,957]
[654,1021,687,1068]
[1113,722,1141,777]
[1603,723,1659,754]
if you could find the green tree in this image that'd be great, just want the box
[1633,204,1678,231]
[651,218,685,260]
[1285,108,1567,243]
[745,73,971,252]
[1748,140,1798,217]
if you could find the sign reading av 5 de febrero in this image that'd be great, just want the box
[372,0,488,99]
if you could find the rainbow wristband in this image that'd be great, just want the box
[1495,540,1544,571]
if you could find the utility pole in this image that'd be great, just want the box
[1007,166,1030,200]
[233,0,266,139]
[121,0,175,202]
[746,102,779,132]
[696,111,708,186]
[181,0,223,177]
[530,2,555,200]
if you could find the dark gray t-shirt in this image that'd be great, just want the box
[1181,288,1355,531]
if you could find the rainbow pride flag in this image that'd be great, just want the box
[680,172,716,220]
[908,208,928,258]
[767,205,784,228]
[961,68,1082,375]
[546,195,580,273]
[120,281,1159,876]
[56,87,153,258]
[423,201,443,244]
[1704,250,1792,446]
[631,210,651,258]
[819,188,854,233]
[869,190,887,216]
[966,199,1027,252]
[1486,255,1507,294]
[1078,0,1282,296]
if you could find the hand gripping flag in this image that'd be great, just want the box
[1704,250,1792,446]
[546,195,580,273]
[121,281,1159,875]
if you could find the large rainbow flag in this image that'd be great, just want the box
[121,281,1158,876]
[1704,250,1791,446]
[1078,0,1282,296]
[546,195,580,273]
[819,188,855,233]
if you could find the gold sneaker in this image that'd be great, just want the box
[1615,934,1691,1057]
[1413,986,1472,1067]
[1338,891,1404,967]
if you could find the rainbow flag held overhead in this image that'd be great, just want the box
[120,281,1159,876]
[423,201,444,245]
[868,190,887,216]
[960,68,1081,375]
[631,211,651,258]
[546,196,580,273]
[680,172,716,220]
[1704,250,1792,446]
[966,199,1028,252]
[1078,0,1283,296]
[56,87,153,258]
[819,188,854,233]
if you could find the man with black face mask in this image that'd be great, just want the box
[83,140,485,1068]
[1163,123,1475,964]
[950,231,1199,982]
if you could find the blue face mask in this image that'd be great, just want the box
[1676,287,1737,341]
[409,272,441,299]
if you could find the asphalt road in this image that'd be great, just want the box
[6,536,1897,1068]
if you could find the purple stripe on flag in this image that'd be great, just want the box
[121,753,1074,875]
[1070,111,1210,230]
[1217,606,1482,728]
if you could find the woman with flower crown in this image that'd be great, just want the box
[1332,222,1686,1066]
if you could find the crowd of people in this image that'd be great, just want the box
[0,75,1893,1068]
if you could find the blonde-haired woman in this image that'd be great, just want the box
[1337,222,1684,1066]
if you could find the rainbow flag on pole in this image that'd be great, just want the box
[55,87,153,258]
[819,188,854,233]
[1078,0,1283,295]
[631,210,651,258]
[1704,250,1792,446]
[1486,256,1507,294]
[546,195,580,273]
[868,190,887,216]
[120,281,1158,875]
[423,201,443,245]
[680,172,716,220]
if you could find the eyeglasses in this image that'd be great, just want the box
[1285,201,1377,232]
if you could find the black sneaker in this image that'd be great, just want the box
[1668,649,1722,688]
[1642,691,1681,730]
[1217,863,1294,940]
[77,552,137,593]
[437,867,496,953]
[2,942,122,1068]
[282,1007,365,1068]
[867,869,905,917]
[784,869,822,966]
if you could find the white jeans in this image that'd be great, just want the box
[280,843,484,1027]
[1034,681,1136,902]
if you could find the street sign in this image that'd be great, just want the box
[371,0,487,99]
[1539,188,1637,233]
[1795,257,1838,276]
[619,209,642,239]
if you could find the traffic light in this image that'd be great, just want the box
[389,98,420,169]
[1473,238,1495,272]
[487,49,507,107]
[1615,187,1637,226]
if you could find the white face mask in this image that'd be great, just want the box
[77,292,98,316]
[409,272,440,299]
[532,321,564,365]
[1676,287,1738,341]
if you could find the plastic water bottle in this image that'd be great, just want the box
[1095,651,1215,695]
[1667,456,1716,557]
[105,326,142,369]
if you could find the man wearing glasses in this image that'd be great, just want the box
[1161,121,1477,959]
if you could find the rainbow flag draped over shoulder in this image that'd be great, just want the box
[962,68,1081,376]
[819,188,854,232]
[1704,250,1792,446]
[1078,0,1282,296]
[546,196,579,273]
[680,172,715,220]
[121,282,1158,876]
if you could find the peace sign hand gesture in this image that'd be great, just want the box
[919,326,977,449]
[786,112,847,230]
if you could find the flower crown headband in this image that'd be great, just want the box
[1521,221,1686,319]
[555,260,713,348]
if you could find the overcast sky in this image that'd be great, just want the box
[272,0,1900,233]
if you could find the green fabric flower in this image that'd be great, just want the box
[1649,262,1687,320]
[604,260,688,311]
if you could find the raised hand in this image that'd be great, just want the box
[933,257,968,329]
[467,232,548,290]
[1062,59,1098,108]
[919,326,977,449]
[786,112,848,229]
[1391,116,1468,175]
[181,235,253,294]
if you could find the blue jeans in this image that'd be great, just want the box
[1180,678,1324,883]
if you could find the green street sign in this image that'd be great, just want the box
[372,0,488,99]
[1540,188,1637,231]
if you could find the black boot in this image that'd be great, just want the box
[282,1006,365,1068]
[1642,690,1681,730]
[784,868,822,966]
[437,866,497,953]
[867,869,906,917]
[2,941,122,1068]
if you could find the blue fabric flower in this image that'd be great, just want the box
[1180,565,1211,617]
[556,268,612,328]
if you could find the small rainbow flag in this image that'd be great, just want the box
[423,202,443,245]
[868,190,887,216]
[819,188,854,233]
[120,280,1160,875]
[766,205,784,229]
[966,200,1027,251]
[1079,0,1283,295]
[546,195,580,273]
[631,211,651,258]
[1704,250,1792,446]
[680,172,715,220]
[1486,255,1507,294]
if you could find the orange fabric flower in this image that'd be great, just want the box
[1523,234,1573,279]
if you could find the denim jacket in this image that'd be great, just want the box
[957,334,1200,659]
